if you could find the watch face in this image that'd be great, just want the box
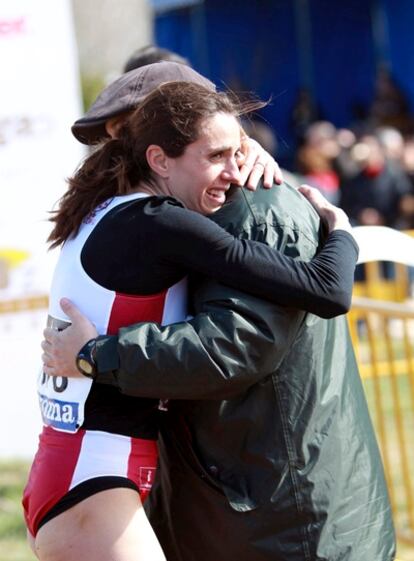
[78,358,94,376]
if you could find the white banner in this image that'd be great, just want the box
[0,0,85,458]
[0,0,85,299]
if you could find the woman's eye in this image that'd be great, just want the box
[210,152,223,160]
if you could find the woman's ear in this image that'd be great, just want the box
[146,145,170,178]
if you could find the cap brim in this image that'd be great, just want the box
[72,102,139,145]
[71,119,109,145]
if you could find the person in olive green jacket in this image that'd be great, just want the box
[43,179,395,560]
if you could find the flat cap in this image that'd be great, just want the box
[72,61,216,145]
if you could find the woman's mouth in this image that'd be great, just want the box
[206,187,228,205]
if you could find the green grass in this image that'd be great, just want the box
[0,461,35,561]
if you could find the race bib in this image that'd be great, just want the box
[37,315,92,433]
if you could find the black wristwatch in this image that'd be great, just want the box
[76,338,98,379]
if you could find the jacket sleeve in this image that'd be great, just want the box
[96,280,305,400]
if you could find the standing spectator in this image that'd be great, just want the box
[295,121,341,204]
[376,126,406,166]
[340,132,411,228]
[401,136,414,229]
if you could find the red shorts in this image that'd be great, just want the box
[22,426,158,537]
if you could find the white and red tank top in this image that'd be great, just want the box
[37,193,188,434]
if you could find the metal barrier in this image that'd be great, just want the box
[348,296,414,552]
[0,294,48,314]
[353,261,412,302]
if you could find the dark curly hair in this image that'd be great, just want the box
[48,81,266,248]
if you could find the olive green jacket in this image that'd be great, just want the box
[96,183,395,561]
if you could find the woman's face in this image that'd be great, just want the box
[166,112,242,215]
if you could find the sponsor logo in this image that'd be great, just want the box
[139,467,156,489]
[38,393,79,432]
[0,18,26,37]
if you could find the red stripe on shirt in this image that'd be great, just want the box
[107,291,167,335]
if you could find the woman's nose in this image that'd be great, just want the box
[222,159,242,184]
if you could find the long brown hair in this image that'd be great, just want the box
[48,82,266,248]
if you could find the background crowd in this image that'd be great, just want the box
[245,67,414,233]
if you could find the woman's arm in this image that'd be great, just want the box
[82,184,357,319]
[156,185,358,319]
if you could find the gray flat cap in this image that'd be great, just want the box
[72,61,216,145]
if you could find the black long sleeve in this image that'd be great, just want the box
[82,196,358,319]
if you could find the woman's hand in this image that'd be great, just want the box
[41,298,98,378]
[236,137,283,190]
[298,184,353,234]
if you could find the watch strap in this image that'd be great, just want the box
[76,338,97,379]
